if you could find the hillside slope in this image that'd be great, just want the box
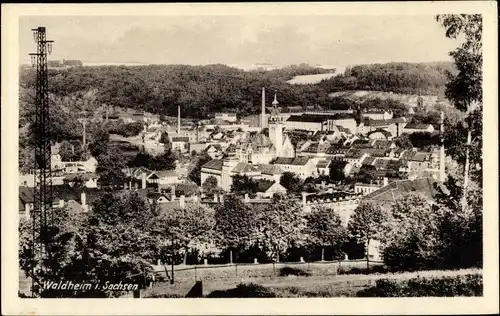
[329,90,450,108]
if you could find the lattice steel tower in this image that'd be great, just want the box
[29,26,54,296]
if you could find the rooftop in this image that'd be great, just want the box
[411,152,431,162]
[368,129,392,139]
[287,113,354,123]
[364,177,438,202]
[201,159,224,171]
[256,164,284,175]
[171,136,190,142]
[404,121,433,130]
[274,156,310,166]
[256,179,276,193]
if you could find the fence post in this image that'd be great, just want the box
[194,266,197,281]
[235,264,238,277]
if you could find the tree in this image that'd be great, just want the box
[85,191,159,295]
[433,176,482,269]
[88,125,110,158]
[155,203,215,265]
[128,150,153,168]
[188,152,212,185]
[443,107,482,184]
[96,147,126,187]
[304,206,348,261]
[348,202,386,269]
[329,160,347,182]
[378,194,442,271]
[356,165,377,184]
[151,149,177,170]
[175,181,199,197]
[279,172,303,196]
[230,174,259,197]
[408,132,440,150]
[19,191,159,298]
[214,195,258,263]
[394,134,413,149]
[58,140,76,161]
[202,175,223,196]
[19,207,90,297]
[160,132,170,146]
[255,195,306,262]
[436,14,482,210]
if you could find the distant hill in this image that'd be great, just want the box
[318,61,455,95]
[19,61,453,121]
[329,90,450,109]
[287,72,338,85]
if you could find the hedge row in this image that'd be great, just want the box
[356,273,482,297]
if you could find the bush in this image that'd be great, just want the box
[279,266,312,277]
[356,274,482,297]
[338,265,388,275]
[206,283,277,298]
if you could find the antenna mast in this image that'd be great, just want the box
[29,26,54,297]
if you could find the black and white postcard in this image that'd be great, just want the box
[1,2,498,315]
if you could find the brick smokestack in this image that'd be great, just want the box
[177,105,181,134]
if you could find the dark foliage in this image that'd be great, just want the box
[356,274,482,297]
[279,266,312,277]
[20,62,451,122]
[108,121,143,137]
[206,283,277,298]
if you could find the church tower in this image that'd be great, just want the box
[268,94,284,157]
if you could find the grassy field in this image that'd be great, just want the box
[18,265,481,298]
[287,73,337,85]
[151,260,383,283]
[143,267,482,298]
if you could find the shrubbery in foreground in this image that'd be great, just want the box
[207,283,276,298]
[356,274,482,297]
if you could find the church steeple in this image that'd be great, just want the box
[272,94,279,106]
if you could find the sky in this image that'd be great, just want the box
[19,15,460,68]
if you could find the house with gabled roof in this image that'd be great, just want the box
[363,177,438,207]
[204,144,224,159]
[367,128,393,140]
[402,121,435,134]
[273,156,318,179]
[255,179,287,198]
[344,149,369,167]
[170,136,190,153]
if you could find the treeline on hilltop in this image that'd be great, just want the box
[318,62,455,95]
[19,62,452,120]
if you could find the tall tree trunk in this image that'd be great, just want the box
[183,247,188,265]
[366,239,370,271]
[461,105,472,211]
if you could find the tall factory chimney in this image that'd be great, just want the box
[177,105,181,134]
[261,87,266,129]
[439,111,446,182]
[82,120,87,147]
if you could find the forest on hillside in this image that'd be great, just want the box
[19,62,453,121]
[317,62,455,95]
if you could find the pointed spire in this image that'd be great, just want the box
[272,94,279,106]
